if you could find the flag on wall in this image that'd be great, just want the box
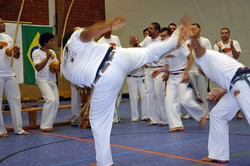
[22,25,53,84]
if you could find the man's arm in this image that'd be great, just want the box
[190,37,206,58]
[180,52,194,83]
[34,50,53,72]
[80,16,125,43]
[230,40,240,59]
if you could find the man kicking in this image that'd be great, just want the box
[61,16,193,166]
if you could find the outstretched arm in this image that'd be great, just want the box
[80,16,125,42]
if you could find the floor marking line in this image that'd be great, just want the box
[31,130,223,166]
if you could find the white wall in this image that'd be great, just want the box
[105,0,250,91]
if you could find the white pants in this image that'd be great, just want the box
[38,82,59,129]
[70,84,81,116]
[208,79,250,161]
[0,76,25,134]
[145,68,167,124]
[127,75,147,121]
[165,74,206,129]
[90,34,180,166]
[113,86,123,123]
[189,71,209,112]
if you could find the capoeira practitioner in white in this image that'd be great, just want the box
[190,27,250,163]
[61,16,192,166]
[185,23,212,119]
[152,40,207,132]
[131,22,167,126]
[127,66,147,122]
[0,18,29,137]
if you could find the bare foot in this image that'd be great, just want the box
[147,123,157,126]
[199,114,207,128]
[158,123,168,126]
[132,119,140,122]
[0,133,8,137]
[19,131,29,135]
[201,156,228,163]
[168,127,185,132]
[41,128,54,132]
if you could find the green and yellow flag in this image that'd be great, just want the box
[22,25,53,84]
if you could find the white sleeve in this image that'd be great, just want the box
[32,50,41,66]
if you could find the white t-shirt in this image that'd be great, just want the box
[62,28,110,87]
[163,43,190,72]
[213,39,241,58]
[0,33,16,77]
[32,48,58,83]
[97,35,121,47]
[195,50,244,91]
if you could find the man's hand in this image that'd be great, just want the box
[129,35,139,47]
[179,14,192,27]
[46,50,55,59]
[230,40,234,48]
[110,16,125,30]
[5,45,20,58]
[207,87,226,102]
[12,45,20,53]
[180,72,189,83]
[162,73,169,81]
[215,40,222,49]
[151,68,161,78]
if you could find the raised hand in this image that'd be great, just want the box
[46,50,55,59]
[215,40,222,48]
[111,16,126,30]
[129,35,139,47]
[230,39,234,48]
[179,13,192,27]
[178,25,196,43]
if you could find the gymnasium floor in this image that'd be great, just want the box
[1,98,250,166]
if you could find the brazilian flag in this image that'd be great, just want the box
[22,25,53,84]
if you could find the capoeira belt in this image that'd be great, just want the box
[127,74,145,78]
[93,46,116,86]
[169,68,185,75]
[230,67,250,90]
[145,65,163,68]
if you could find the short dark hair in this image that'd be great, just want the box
[220,27,230,34]
[160,27,169,33]
[39,32,54,46]
[192,23,201,28]
[167,23,177,28]
[143,28,148,34]
[151,22,161,32]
